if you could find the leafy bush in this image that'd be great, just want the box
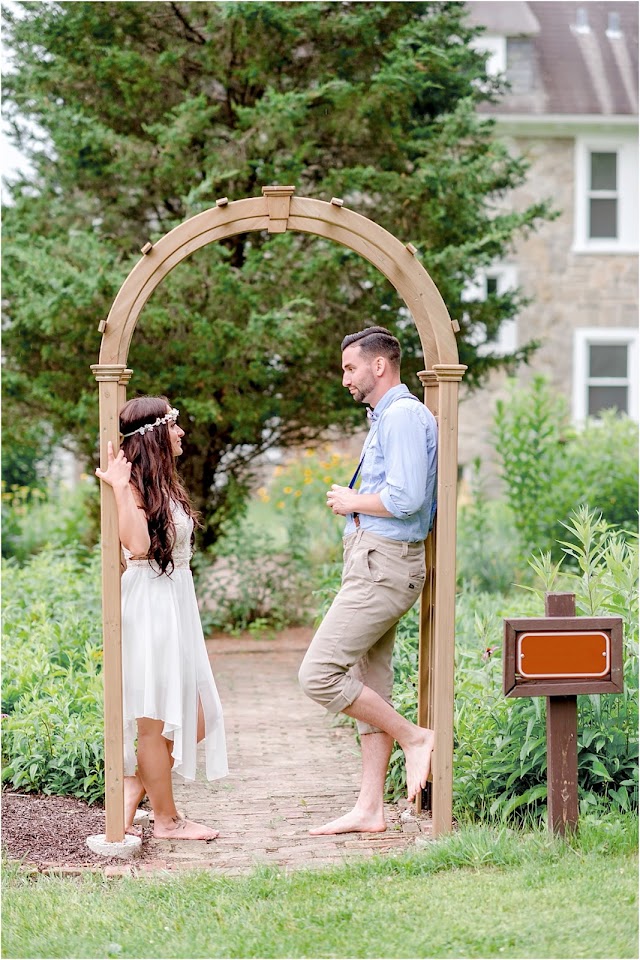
[264,445,356,567]
[456,460,522,592]
[1,480,97,563]
[195,508,310,635]
[1,547,105,803]
[493,377,638,561]
[377,508,638,822]
[524,508,639,817]
[196,447,353,634]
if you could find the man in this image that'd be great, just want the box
[299,325,437,835]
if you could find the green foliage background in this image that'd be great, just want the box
[2,0,553,541]
[494,377,639,559]
[1,548,105,803]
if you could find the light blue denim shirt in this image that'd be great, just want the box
[343,384,437,543]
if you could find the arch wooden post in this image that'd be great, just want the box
[92,186,466,843]
[90,363,131,842]
[416,369,439,815]
[430,363,467,835]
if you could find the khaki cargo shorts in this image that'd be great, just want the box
[298,528,425,734]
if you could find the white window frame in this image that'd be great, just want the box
[574,135,639,253]
[470,34,506,78]
[462,263,518,356]
[573,327,639,422]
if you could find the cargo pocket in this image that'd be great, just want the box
[365,547,387,583]
[407,562,426,594]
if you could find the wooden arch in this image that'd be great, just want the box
[92,186,466,844]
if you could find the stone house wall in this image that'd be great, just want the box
[458,133,638,491]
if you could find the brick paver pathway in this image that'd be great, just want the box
[137,628,432,874]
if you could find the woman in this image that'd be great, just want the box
[96,396,227,841]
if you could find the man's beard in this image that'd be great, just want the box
[352,374,376,403]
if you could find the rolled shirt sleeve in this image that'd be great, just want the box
[343,385,438,543]
[377,401,433,517]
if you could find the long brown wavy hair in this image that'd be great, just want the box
[119,396,200,575]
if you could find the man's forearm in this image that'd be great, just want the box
[350,492,394,518]
[326,484,395,518]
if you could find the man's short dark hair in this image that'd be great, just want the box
[341,326,402,368]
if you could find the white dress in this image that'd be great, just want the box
[121,501,228,782]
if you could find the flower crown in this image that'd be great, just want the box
[121,408,179,439]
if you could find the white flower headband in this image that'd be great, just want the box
[121,408,179,439]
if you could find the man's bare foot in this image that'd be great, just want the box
[309,808,386,836]
[406,727,435,802]
[153,817,219,841]
[124,775,146,830]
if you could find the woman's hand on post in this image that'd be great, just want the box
[95,441,132,489]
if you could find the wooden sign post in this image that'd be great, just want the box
[504,593,623,836]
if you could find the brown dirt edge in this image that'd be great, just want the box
[1,790,162,872]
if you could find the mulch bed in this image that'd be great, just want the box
[1,790,156,870]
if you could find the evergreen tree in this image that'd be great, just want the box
[2,1,552,541]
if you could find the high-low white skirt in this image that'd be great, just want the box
[121,559,228,782]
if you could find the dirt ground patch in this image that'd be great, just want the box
[1,791,156,870]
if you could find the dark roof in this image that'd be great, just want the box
[468,1,638,117]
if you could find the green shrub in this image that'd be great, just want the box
[265,445,356,568]
[194,508,310,635]
[1,480,97,562]
[1,547,105,803]
[195,447,353,634]
[379,508,639,822]
[456,459,523,592]
[561,411,640,534]
[524,507,639,817]
[493,377,638,561]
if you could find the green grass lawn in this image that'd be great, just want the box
[3,820,637,959]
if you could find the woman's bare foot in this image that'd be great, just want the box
[405,727,435,802]
[125,824,142,838]
[309,808,386,836]
[124,775,146,830]
[148,808,185,822]
[153,816,219,841]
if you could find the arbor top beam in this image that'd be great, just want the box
[97,187,459,371]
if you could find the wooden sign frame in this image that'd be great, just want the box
[504,616,623,697]
[504,595,625,836]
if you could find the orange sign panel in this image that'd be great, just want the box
[517,631,610,680]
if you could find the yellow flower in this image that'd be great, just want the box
[304,449,314,457]
[283,486,293,494]
[304,477,312,485]
[323,476,332,484]
[294,490,302,498]
[277,500,285,510]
